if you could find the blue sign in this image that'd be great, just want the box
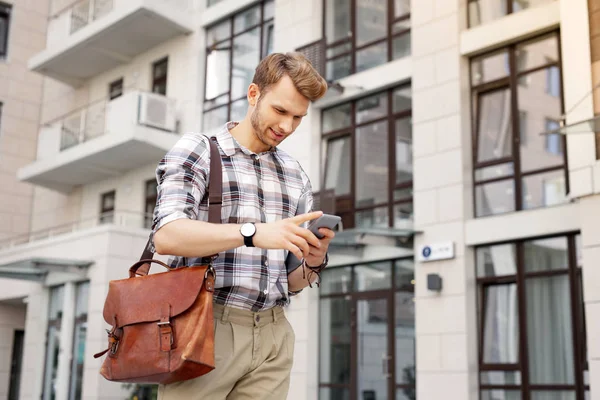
[422,246,432,258]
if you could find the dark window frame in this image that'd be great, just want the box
[8,329,24,400]
[318,258,416,399]
[152,57,168,95]
[202,0,274,128]
[322,0,411,82]
[476,233,589,399]
[144,178,158,229]
[99,190,116,224]
[321,85,412,231]
[0,2,11,59]
[470,31,568,218]
[108,78,124,100]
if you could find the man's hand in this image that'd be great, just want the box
[253,211,323,260]
[304,228,335,267]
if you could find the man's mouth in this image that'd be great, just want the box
[270,128,285,141]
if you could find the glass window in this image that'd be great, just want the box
[99,190,115,224]
[321,85,412,230]
[472,33,566,217]
[354,262,393,291]
[319,297,352,384]
[43,286,64,400]
[0,3,11,58]
[108,78,123,100]
[203,1,274,130]
[145,179,158,229]
[477,234,586,399]
[152,57,168,95]
[70,282,89,400]
[324,0,411,80]
[468,0,555,28]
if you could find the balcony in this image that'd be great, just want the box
[18,91,180,192]
[29,0,194,86]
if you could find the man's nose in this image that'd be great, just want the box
[278,117,293,134]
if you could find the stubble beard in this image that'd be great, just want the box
[250,103,272,150]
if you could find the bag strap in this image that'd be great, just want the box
[135,136,223,276]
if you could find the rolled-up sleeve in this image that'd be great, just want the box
[152,133,210,234]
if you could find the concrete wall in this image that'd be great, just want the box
[0,0,50,242]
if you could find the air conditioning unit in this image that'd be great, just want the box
[138,92,177,132]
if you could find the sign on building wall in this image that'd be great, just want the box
[417,242,455,262]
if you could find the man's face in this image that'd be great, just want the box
[249,75,310,149]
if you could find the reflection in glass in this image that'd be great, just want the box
[482,284,519,364]
[207,20,230,45]
[393,86,412,113]
[475,179,515,217]
[356,122,388,207]
[515,34,559,72]
[357,41,388,74]
[477,244,517,278]
[393,32,411,60]
[480,371,521,385]
[523,237,568,273]
[357,298,388,400]
[327,55,352,82]
[476,89,512,163]
[356,93,388,124]
[518,69,563,172]
[354,262,393,292]
[396,117,412,184]
[480,390,521,400]
[395,292,415,387]
[530,392,576,400]
[321,267,352,295]
[234,5,260,34]
[356,0,387,46]
[203,106,228,131]
[263,22,274,56]
[527,275,575,385]
[231,28,260,100]
[394,0,410,17]
[522,170,566,210]
[323,103,352,132]
[324,137,351,196]
[356,206,389,229]
[475,162,514,182]
[325,0,351,44]
[205,48,231,100]
[471,50,510,85]
[320,297,352,384]
[394,203,413,230]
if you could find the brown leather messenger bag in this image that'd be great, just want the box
[93,136,222,384]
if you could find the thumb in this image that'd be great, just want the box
[289,211,323,226]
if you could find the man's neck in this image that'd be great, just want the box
[229,119,271,154]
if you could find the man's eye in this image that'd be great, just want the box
[275,109,284,114]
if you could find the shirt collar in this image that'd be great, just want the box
[213,121,278,158]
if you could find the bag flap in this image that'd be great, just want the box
[102,266,207,327]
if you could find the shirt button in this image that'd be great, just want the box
[263,289,268,294]
[264,261,269,266]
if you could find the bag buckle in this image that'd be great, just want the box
[158,321,174,348]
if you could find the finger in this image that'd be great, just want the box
[285,241,304,261]
[287,233,311,258]
[289,211,323,226]
[319,228,336,240]
[291,224,321,248]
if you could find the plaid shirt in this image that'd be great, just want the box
[152,122,313,311]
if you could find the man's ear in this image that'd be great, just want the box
[248,83,261,107]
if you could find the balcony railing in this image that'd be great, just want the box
[0,211,153,251]
[69,0,114,34]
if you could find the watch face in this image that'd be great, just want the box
[240,223,256,237]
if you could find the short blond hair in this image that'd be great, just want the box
[252,52,328,102]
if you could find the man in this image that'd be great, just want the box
[152,52,333,399]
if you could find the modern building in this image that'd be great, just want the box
[0,0,598,399]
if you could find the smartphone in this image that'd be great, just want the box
[307,214,341,239]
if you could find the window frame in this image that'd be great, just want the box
[144,178,158,229]
[476,233,589,398]
[202,1,274,129]
[99,190,116,224]
[151,57,168,95]
[0,2,11,59]
[108,78,124,100]
[322,0,411,81]
[321,85,412,231]
[470,31,569,217]
[318,258,416,399]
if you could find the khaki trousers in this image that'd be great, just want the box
[158,303,295,400]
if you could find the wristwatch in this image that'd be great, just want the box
[240,222,256,247]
